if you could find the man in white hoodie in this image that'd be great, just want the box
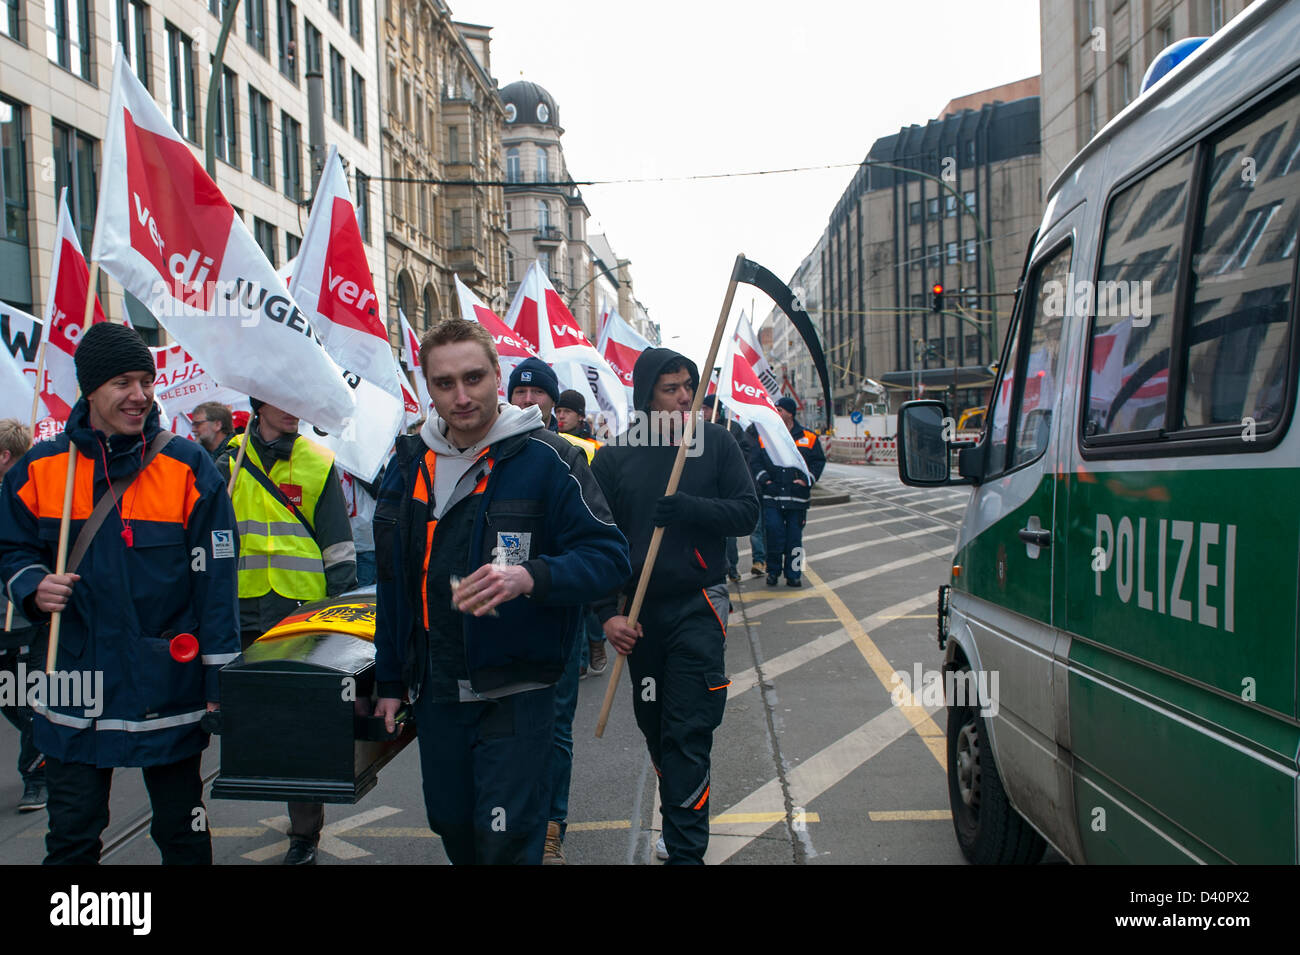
[372,319,629,865]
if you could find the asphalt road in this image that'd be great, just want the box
[0,462,978,865]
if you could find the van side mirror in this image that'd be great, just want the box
[897,400,980,487]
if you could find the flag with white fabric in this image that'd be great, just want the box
[149,341,247,425]
[455,276,537,399]
[289,146,403,479]
[397,309,431,420]
[0,301,48,426]
[594,304,650,406]
[503,262,628,432]
[89,48,354,432]
[716,340,810,480]
[43,189,108,424]
[735,312,780,394]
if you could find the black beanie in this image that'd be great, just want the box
[74,322,155,397]
[508,357,559,404]
[556,389,586,415]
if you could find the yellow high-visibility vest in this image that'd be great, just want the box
[559,431,601,464]
[228,432,334,600]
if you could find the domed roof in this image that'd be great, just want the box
[500,80,560,129]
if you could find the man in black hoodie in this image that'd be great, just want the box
[592,348,758,864]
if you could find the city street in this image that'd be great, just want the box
[0,462,976,865]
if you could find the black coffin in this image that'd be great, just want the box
[210,594,416,804]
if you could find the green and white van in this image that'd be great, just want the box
[898,0,1300,864]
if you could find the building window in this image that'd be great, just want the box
[1,97,29,247]
[351,71,366,141]
[963,190,976,215]
[249,85,272,186]
[945,194,957,217]
[51,121,97,252]
[1117,55,1131,107]
[946,241,958,264]
[451,208,462,246]
[1084,0,1095,32]
[448,125,460,163]
[354,170,369,243]
[507,248,515,283]
[116,0,149,90]
[402,81,411,124]
[281,111,301,201]
[390,160,401,218]
[504,201,512,229]
[418,184,428,234]
[1157,19,1172,50]
[347,0,361,44]
[165,23,197,142]
[538,251,550,278]
[1210,0,1224,31]
[277,0,296,81]
[536,147,548,183]
[926,197,939,218]
[285,231,300,260]
[303,19,320,74]
[505,146,520,183]
[245,0,266,57]
[964,238,977,261]
[327,0,339,22]
[387,66,397,119]
[537,200,549,231]
[908,200,921,223]
[47,0,93,80]
[3,0,21,40]
[329,46,346,126]
[927,243,940,266]
[213,65,238,167]
[1083,85,1097,142]
[414,93,423,141]
[909,245,922,270]
[568,256,575,288]
[253,217,277,266]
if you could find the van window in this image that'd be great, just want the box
[986,241,1072,474]
[1180,88,1299,431]
[1085,149,1194,438]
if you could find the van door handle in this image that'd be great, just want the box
[1017,528,1052,547]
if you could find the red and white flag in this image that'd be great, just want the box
[716,342,809,480]
[149,341,247,431]
[455,276,538,399]
[89,48,354,432]
[397,308,431,421]
[503,262,629,431]
[42,189,107,424]
[594,304,650,406]
[290,146,403,479]
[735,312,780,395]
[0,301,49,429]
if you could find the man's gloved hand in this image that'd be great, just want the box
[653,493,697,527]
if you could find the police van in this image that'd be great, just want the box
[898,0,1300,864]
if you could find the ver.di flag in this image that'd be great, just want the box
[594,304,650,406]
[504,262,628,433]
[716,340,810,480]
[398,309,431,422]
[0,301,49,427]
[455,276,537,399]
[735,311,780,395]
[150,341,248,432]
[43,189,108,425]
[89,48,355,432]
[290,146,403,480]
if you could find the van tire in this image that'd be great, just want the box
[947,676,1046,865]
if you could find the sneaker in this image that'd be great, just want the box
[543,821,566,865]
[655,836,669,861]
[766,575,779,587]
[282,839,318,865]
[587,640,607,676]
[786,578,803,588]
[727,570,741,582]
[17,779,46,812]
[750,561,766,577]
[579,664,588,678]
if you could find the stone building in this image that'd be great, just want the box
[378,0,507,339]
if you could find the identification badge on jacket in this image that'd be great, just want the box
[493,531,532,566]
[279,483,304,506]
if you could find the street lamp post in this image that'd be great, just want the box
[203,0,243,179]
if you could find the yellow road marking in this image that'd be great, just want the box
[567,820,632,832]
[803,566,946,768]
[735,591,816,601]
[712,811,820,825]
[211,827,269,837]
[786,618,841,624]
[868,810,951,822]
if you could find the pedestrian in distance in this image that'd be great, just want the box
[751,396,826,588]
[217,397,358,865]
[0,323,240,864]
[592,347,759,864]
[0,419,48,813]
[189,401,233,460]
[701,395,756,584]
[372,318,629,865]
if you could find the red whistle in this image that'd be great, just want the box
[121,526,133,547]
[169,632,199,663]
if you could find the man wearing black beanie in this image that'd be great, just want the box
[507,357,561,431]
[0,321,240,864]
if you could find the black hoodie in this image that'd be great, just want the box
[591,348,759,619]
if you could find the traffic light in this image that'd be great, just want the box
[931,283,944,312]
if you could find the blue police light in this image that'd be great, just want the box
[1140,37,1208,93]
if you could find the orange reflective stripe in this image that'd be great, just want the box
[23,450,95,520]
[708,680,731,691]
[122,453,200,526]
[701,588,726,637]
[692,784,710,811]
[421,518,437,629]
[414,449,492,631]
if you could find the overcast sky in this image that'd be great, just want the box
[450,0,1043,363]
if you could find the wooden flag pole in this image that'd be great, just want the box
[595,253,746,738]
[46,261,100,673]
[225,426,249,495]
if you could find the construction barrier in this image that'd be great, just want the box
[870,437,898,465]
[826,435,898,465]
